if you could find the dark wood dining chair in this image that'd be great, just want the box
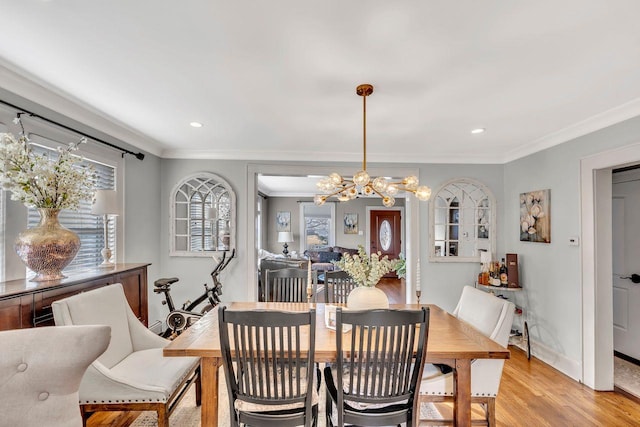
[324,307,430,427]
[323,270,358,304]
[264,268,318,302]
[218,306,318,427]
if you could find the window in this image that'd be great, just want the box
[429,178,496,262]
[27,137,117,274]
[171,173,236,256]
[299,202,335,252]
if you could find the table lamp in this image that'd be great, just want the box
[277,231,294,257]
[91,190,119,266]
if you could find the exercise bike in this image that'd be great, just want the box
[154,249,235,338]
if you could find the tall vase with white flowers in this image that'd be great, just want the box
[333,245,400,309]
[0,126,96,281]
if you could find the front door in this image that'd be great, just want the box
[613,178,640,361]
[369,209,402,278]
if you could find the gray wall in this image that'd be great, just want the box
[156,159,505,316]
[264,196,400,255]
[503,115,640,369]
[416,164,505,312]
[124,152,163,325]
[156,159,250,321]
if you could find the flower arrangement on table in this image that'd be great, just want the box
[0,131,95,209]
[333,245,400,287]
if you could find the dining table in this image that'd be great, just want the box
[163,302,510,427]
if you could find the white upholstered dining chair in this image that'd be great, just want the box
[52,283,201,427]
[419,285,515,426]
[0,325,110,427]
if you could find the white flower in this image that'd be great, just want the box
[0,133,96,210]
[333,245,399,287]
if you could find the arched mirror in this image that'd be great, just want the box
[171,172,236,256]
[429,178,496,262]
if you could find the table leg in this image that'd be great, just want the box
[454,358,472,427]
[201,357,222,427]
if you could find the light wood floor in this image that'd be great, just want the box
[87,279,640,426]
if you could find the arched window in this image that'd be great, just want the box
[171,173,236,256]
[429,178,496,262]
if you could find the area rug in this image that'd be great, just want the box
[131,376,443,427]
[615,356,640,398]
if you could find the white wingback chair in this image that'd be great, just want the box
[419,285,515,426]
[0,325,110,427]
[52,283,201,427]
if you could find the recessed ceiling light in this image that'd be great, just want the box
[471,128,485,134]
[190,122,203,128]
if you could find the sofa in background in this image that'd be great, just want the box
[304,246,359,272]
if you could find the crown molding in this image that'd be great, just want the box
[0,61,163,157]
[501,98,640,163]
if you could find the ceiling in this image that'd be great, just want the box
[1,1,640,165]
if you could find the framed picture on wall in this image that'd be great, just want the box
[520,189,550,243]
[344,213,358,234]
[276,211,291,232]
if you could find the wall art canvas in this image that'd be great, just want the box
[344,213,358,234]
[520,189,550,243]
[276,211,290,232]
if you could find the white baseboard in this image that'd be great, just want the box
[512,337,582,382]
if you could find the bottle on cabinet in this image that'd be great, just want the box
[499,258,508,287]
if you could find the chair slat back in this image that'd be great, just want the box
[324,270,358,304]
[265,268,316,302]
[335,308,429,409]
[219,306,316,411]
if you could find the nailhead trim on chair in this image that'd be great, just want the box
[82,398,168,404]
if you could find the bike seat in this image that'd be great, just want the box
[154,277,180,287]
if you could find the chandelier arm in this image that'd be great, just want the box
[368,186,386,198]
[325,183,356,199]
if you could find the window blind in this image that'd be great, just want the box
[27,143,116,274]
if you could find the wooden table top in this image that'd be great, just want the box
[164,302,510,362]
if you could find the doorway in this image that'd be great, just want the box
[612,167,640,398]
[581,142,640,391]
[369,209,402,278]
[248,164,420,303]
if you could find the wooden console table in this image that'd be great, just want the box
[0,263,150,330]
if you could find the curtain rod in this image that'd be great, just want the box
[0,99,145,161]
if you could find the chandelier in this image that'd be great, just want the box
[314,84,431,207]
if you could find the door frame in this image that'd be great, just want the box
[365,206,405,257]
[366,205,405,284]
[581,141,640,390]
[248,163,420,303]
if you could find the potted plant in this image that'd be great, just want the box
[333,245,400,309]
